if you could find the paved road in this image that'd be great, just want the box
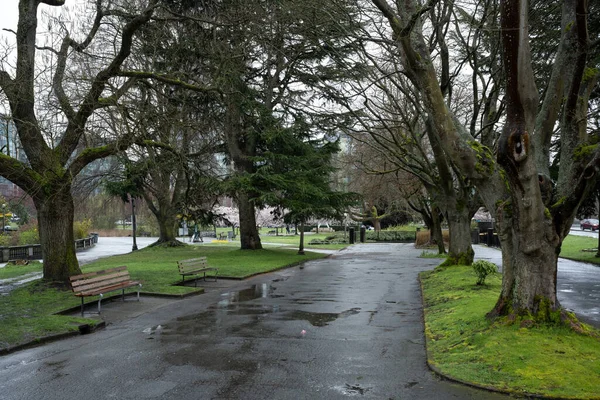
[568,228,599,238]
[0,243,508,399]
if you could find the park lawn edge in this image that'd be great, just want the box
[419,265,600,400]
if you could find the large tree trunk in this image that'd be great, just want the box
[155,213,180,245]
[238,191,262,250]
[490,215,560,318]
[443,205,475,266]
[143,192,182,247]
[34,183,81,283]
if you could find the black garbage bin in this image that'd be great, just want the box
[349,227,355,244]
[360,226,366,243]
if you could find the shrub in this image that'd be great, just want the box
[0,234,12,246]
[18,227,39,245]
[73,219,92,240]
[472,260,498,285]
[365,230,416,242]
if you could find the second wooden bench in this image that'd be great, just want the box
[178,257,218,286]
[70,266,142,316]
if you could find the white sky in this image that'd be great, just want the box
[0,1,19,41]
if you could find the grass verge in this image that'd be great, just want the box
[560,235,600,265]
[0,245,328,352]
[420,265,600,399]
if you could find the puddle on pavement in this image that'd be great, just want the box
[332,383,371,396]
[288,308,361,327]
[143,325,164,335]
[218,283,281,307]
[159,283,361,340]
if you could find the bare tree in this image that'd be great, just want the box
[0,0,157,282]
[371,0,598,322]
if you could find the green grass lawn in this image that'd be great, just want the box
[421,265,600,399]
[259,233,349,250]
[560,235,600,264]
[0,245,328,352]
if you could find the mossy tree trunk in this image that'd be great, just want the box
[34,181,80,282]
[444,204,475,266]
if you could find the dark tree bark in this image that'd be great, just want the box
[430,205,446,255]
[444,204,475,266]
[34,183,79,282]
[237,191,262,250]
[298,222,305,255]
[408,196,445,254]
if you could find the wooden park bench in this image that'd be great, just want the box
[70,266,142,316]
[177,257,218,286]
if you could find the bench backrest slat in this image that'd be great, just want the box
[72,274,132,293]
[70,267,131,293]
[178,257,208,273]
[70,265,128,281]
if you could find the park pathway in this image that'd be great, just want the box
[0,243,507,399]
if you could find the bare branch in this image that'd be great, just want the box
[69,0,103,52]
[58,0,159,165]
[118,70,223,94]
[53,36,75,120]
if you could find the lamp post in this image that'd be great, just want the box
[131,196,138,251]
[2,203,5,233]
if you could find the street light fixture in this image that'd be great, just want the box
[2,203,6,233]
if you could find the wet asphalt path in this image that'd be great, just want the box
[0,243,508,399]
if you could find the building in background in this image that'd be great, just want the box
[0,115,26,199]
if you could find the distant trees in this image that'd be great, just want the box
[148,0,366,250]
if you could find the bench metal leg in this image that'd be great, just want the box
[98,294,104,314]
[81,297,85,317]
[122,289,125,301]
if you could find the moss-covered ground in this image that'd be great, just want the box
[421,265,600,399]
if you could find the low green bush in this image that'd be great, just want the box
[365,230,416,242]
[73,219,92,240]
[18,227,39,245]
[0,234,12,246]
[472,259,497,285]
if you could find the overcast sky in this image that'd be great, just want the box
[0,1,19,43]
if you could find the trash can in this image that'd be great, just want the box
[360,226,366,243]
[349,227,355,244]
